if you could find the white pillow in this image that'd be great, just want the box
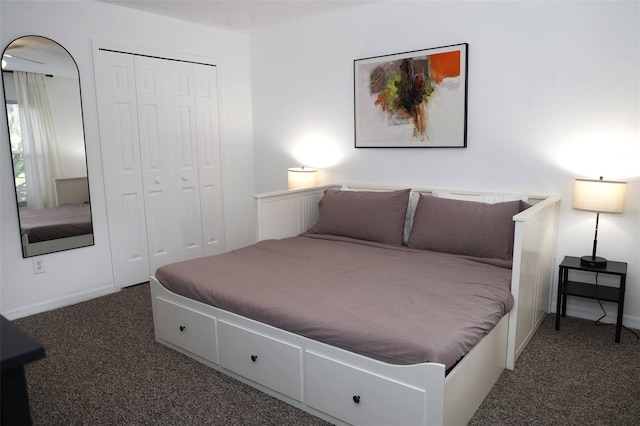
[431,191,529,204]
[404,190,421,243]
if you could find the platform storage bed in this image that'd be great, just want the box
[20,203,94,256]
[150,185,560,425]
[20,177,93,257]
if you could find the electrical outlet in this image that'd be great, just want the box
[33,258,45,274]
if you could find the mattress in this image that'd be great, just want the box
[20,203,92,243]
[155,234,514,369]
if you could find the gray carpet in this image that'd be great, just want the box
[13,283,640,425]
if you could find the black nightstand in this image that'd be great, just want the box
[1,315,45,425]
[555,256,628,342]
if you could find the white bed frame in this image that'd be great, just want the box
[21,176,93,257]
[150,184,560,425]
[22,232,94,257]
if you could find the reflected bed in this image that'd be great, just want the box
[20,203,93,256]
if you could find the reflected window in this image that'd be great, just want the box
[7,102,26,205]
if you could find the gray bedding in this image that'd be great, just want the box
[20,203,92,243]
[155,234,514,369]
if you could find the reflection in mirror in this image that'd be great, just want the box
[2,36,93,257]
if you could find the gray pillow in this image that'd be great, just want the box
[308,189,410,245]
[407,195,523,260]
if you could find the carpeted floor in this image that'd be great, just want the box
[12,283,640,425]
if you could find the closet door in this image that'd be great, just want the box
[136,56,201,273]
[94,50,150,288]
[95,49,226,288]
[193,64,225,256]
[162,59,205,265]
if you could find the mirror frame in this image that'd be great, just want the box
[2,35,94,257]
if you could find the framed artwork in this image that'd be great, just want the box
[354,43,468,148]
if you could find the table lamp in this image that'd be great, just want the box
[572,176,627,268]
[287,167,318,190]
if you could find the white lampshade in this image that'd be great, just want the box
[287,167,318,190]
[573,178,627,214]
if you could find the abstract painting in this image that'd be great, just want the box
[354,43,468,148]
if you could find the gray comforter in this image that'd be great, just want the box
[20,203,92,243]
[155,234,514,369]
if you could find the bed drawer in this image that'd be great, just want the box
[305,351,426,426]
[154,297,218,364]
[218,320,302,401]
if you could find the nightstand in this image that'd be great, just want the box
[555,256,628,342]
[1,315,45,425]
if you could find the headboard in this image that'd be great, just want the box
[54,177,89,206]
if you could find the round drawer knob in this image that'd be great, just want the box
[182,175,189,182]
[353,395,360,404]
[250,355,258,362]
[155,178,161,184]
[179,325,186,332]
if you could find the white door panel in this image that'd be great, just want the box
[95,48,225,287]
[134,56,184,272]
[166,60,204,260]
[94,50,150,288]
[194,64,225,256]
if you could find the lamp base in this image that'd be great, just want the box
[580,255,608,268]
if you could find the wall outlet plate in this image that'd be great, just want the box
[33,258,45,274]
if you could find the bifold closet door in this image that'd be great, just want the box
[135,56,204,272]
[95,49,225,288]
[192,64,225,259]
[94,51,150,287]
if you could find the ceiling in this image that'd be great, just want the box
[2,36,78,78]
[2,2,377,77]
[100,0,377,32]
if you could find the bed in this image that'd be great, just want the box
[150,184,560,425]
[19,177,94,257]
[20,203,94,257]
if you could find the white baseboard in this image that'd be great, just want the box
[2,284,117,320]
[553,298,640,331]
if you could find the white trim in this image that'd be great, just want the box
[2,284,116,320]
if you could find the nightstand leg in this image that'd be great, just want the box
[561,267,568,317]
[615,316,622,343]
[615,276,626,343]
[556,267,564,330]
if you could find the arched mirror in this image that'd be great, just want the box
[2,36,93,257]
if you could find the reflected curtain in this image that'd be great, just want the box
[14,71,62,209]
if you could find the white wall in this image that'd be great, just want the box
[0,1,255,319]
[251,2,640,327]
[48,76,87,178]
